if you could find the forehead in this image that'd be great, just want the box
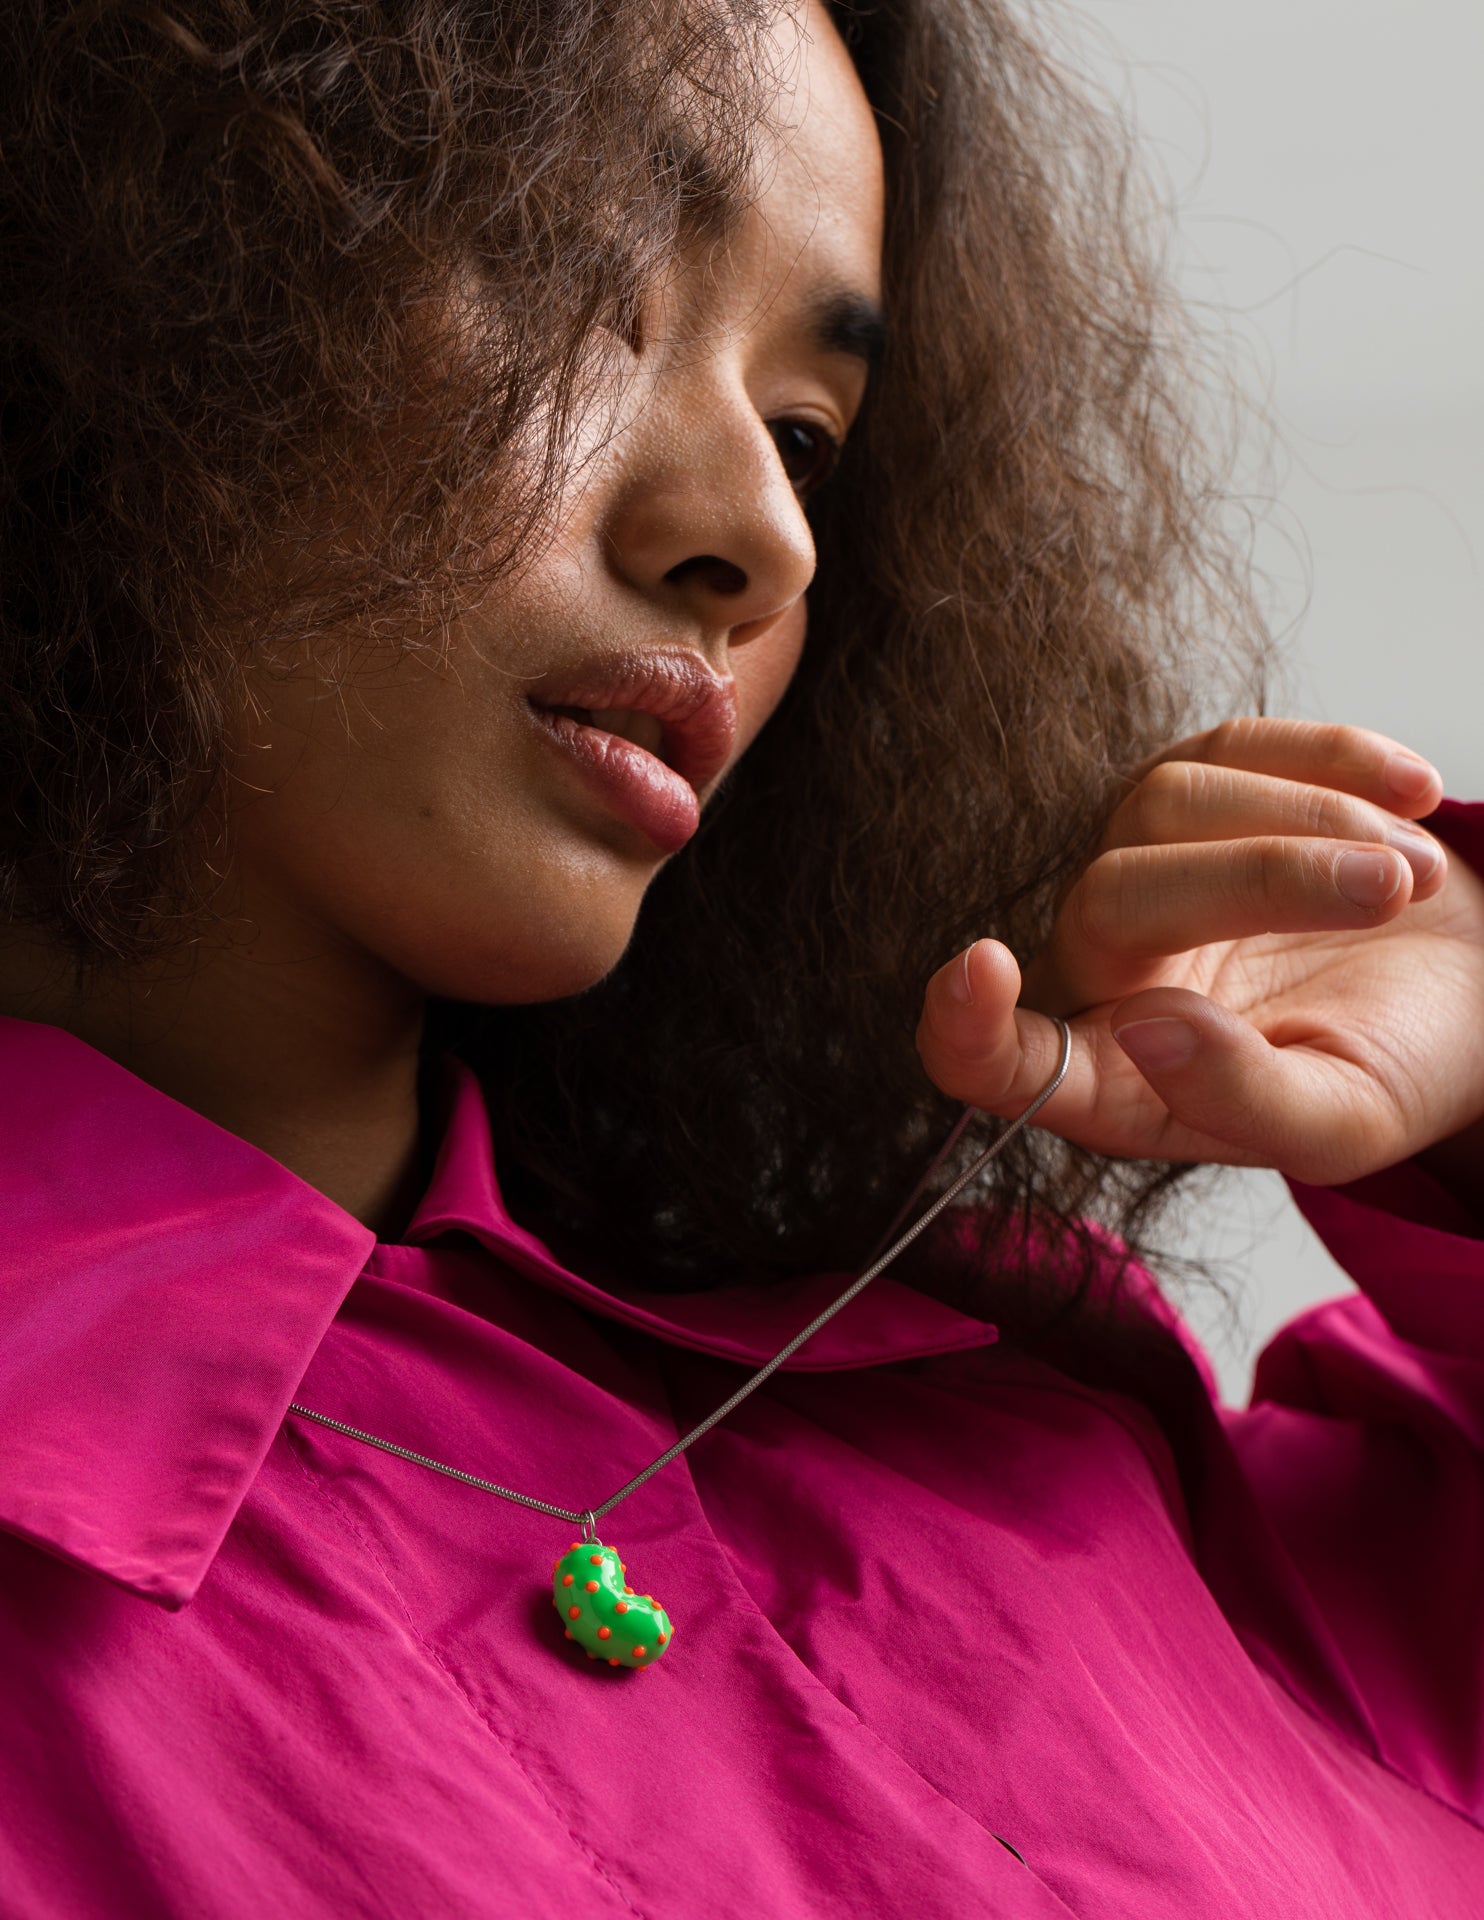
[676,3,884,329]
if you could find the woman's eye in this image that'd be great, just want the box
[768,419,841,499]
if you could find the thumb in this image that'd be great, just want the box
[917,937,1085,1124]
[1108,986,1368,1179]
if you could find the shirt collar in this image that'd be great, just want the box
[0,1017,374,1610]
[403,1066,998,1375]
[0,1017,992,1610]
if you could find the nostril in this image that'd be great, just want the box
[665,554,748,597]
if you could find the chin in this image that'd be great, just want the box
[393,877,649,1008]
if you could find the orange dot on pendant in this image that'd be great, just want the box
[609,1657,621,1666]
[564,1629,573,1640]
[584,1580,598,1592]
[568,1605,581,1620]
[562,1573,574,1587]
[597,1626,611,1640]
[657,1632,667,1645]
[614,1601,628,1615]
[589,1553,602,1565]
[623,1585,634,1595]
[634,1647,647,1659]
[570,1541,581,1551]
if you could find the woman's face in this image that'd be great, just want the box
[229,2,885,1006]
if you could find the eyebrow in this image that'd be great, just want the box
[807,290,888,369]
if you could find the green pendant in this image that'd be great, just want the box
[552,1540,673,1669]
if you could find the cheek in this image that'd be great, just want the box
[227,641,659,1004]
[731,599,808,757]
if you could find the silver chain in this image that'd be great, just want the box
[287,1018,1072,1536]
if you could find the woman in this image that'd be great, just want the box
[2,0,1482,1913]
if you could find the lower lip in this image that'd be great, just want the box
[528,705,701,855]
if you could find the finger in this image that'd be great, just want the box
[918,943,1249,1163]
[1103,761,1446,899]
[1134,718,1443,821]
[1044,836,1414,1007]
[1108,986,1393,1182]
[916,938,1098,1123]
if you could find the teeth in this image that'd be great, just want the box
[589,708,665,756]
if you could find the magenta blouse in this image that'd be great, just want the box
[4,804,1484,1919]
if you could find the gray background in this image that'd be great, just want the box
[1076,0,1484,1399]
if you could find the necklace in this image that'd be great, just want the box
[287,1018,1072,1671]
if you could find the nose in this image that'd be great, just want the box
[601,386,817,637]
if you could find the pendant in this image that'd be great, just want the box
[552,1540,673,1669]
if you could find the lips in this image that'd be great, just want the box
[527,651,739,792]
[525,650,739,854]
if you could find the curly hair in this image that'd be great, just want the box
[0,0,770,948]
[0,0,1265,1327]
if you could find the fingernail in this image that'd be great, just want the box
[1387,826,1441,884]
[948,944,977,1007]
[1113,1017,1199,1071]
[1336,849,1403,908]
[1384,752,1439,803]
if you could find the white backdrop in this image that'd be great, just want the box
[1073,0,1484,1398]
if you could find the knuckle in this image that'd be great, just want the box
[1238,836,1288,914]
[1304,788,1363,839]
[1213,713,1286,756]
[925,1058,979,1102]
[916,999,1002,1082]
[1067,853,1133,949]
[1315,720,1376,768]
[916,1029,998,1105]
[1131,758,1199,832]
[1116,777,1164,845]
[1201,718,1247,763]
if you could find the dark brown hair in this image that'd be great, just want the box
[0,0,1264,1323]
[0,0,770,945]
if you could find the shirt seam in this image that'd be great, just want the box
[279,1424,653,1920]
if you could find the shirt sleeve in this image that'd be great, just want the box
[1220,798,1484,1824]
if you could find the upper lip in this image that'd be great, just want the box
[525,650,739,794]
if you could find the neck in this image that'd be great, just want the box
[0,908,428,1238]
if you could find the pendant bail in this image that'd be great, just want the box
[579,1509,598,1544]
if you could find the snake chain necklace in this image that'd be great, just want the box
[286,1019,1072,1671]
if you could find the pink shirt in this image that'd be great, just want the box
[4,802,1484,1918]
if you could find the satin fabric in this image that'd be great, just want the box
[2,803,1483,1918]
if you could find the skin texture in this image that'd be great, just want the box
[3,5,1483,1232]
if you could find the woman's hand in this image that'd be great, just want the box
[915,719,1484,1184]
